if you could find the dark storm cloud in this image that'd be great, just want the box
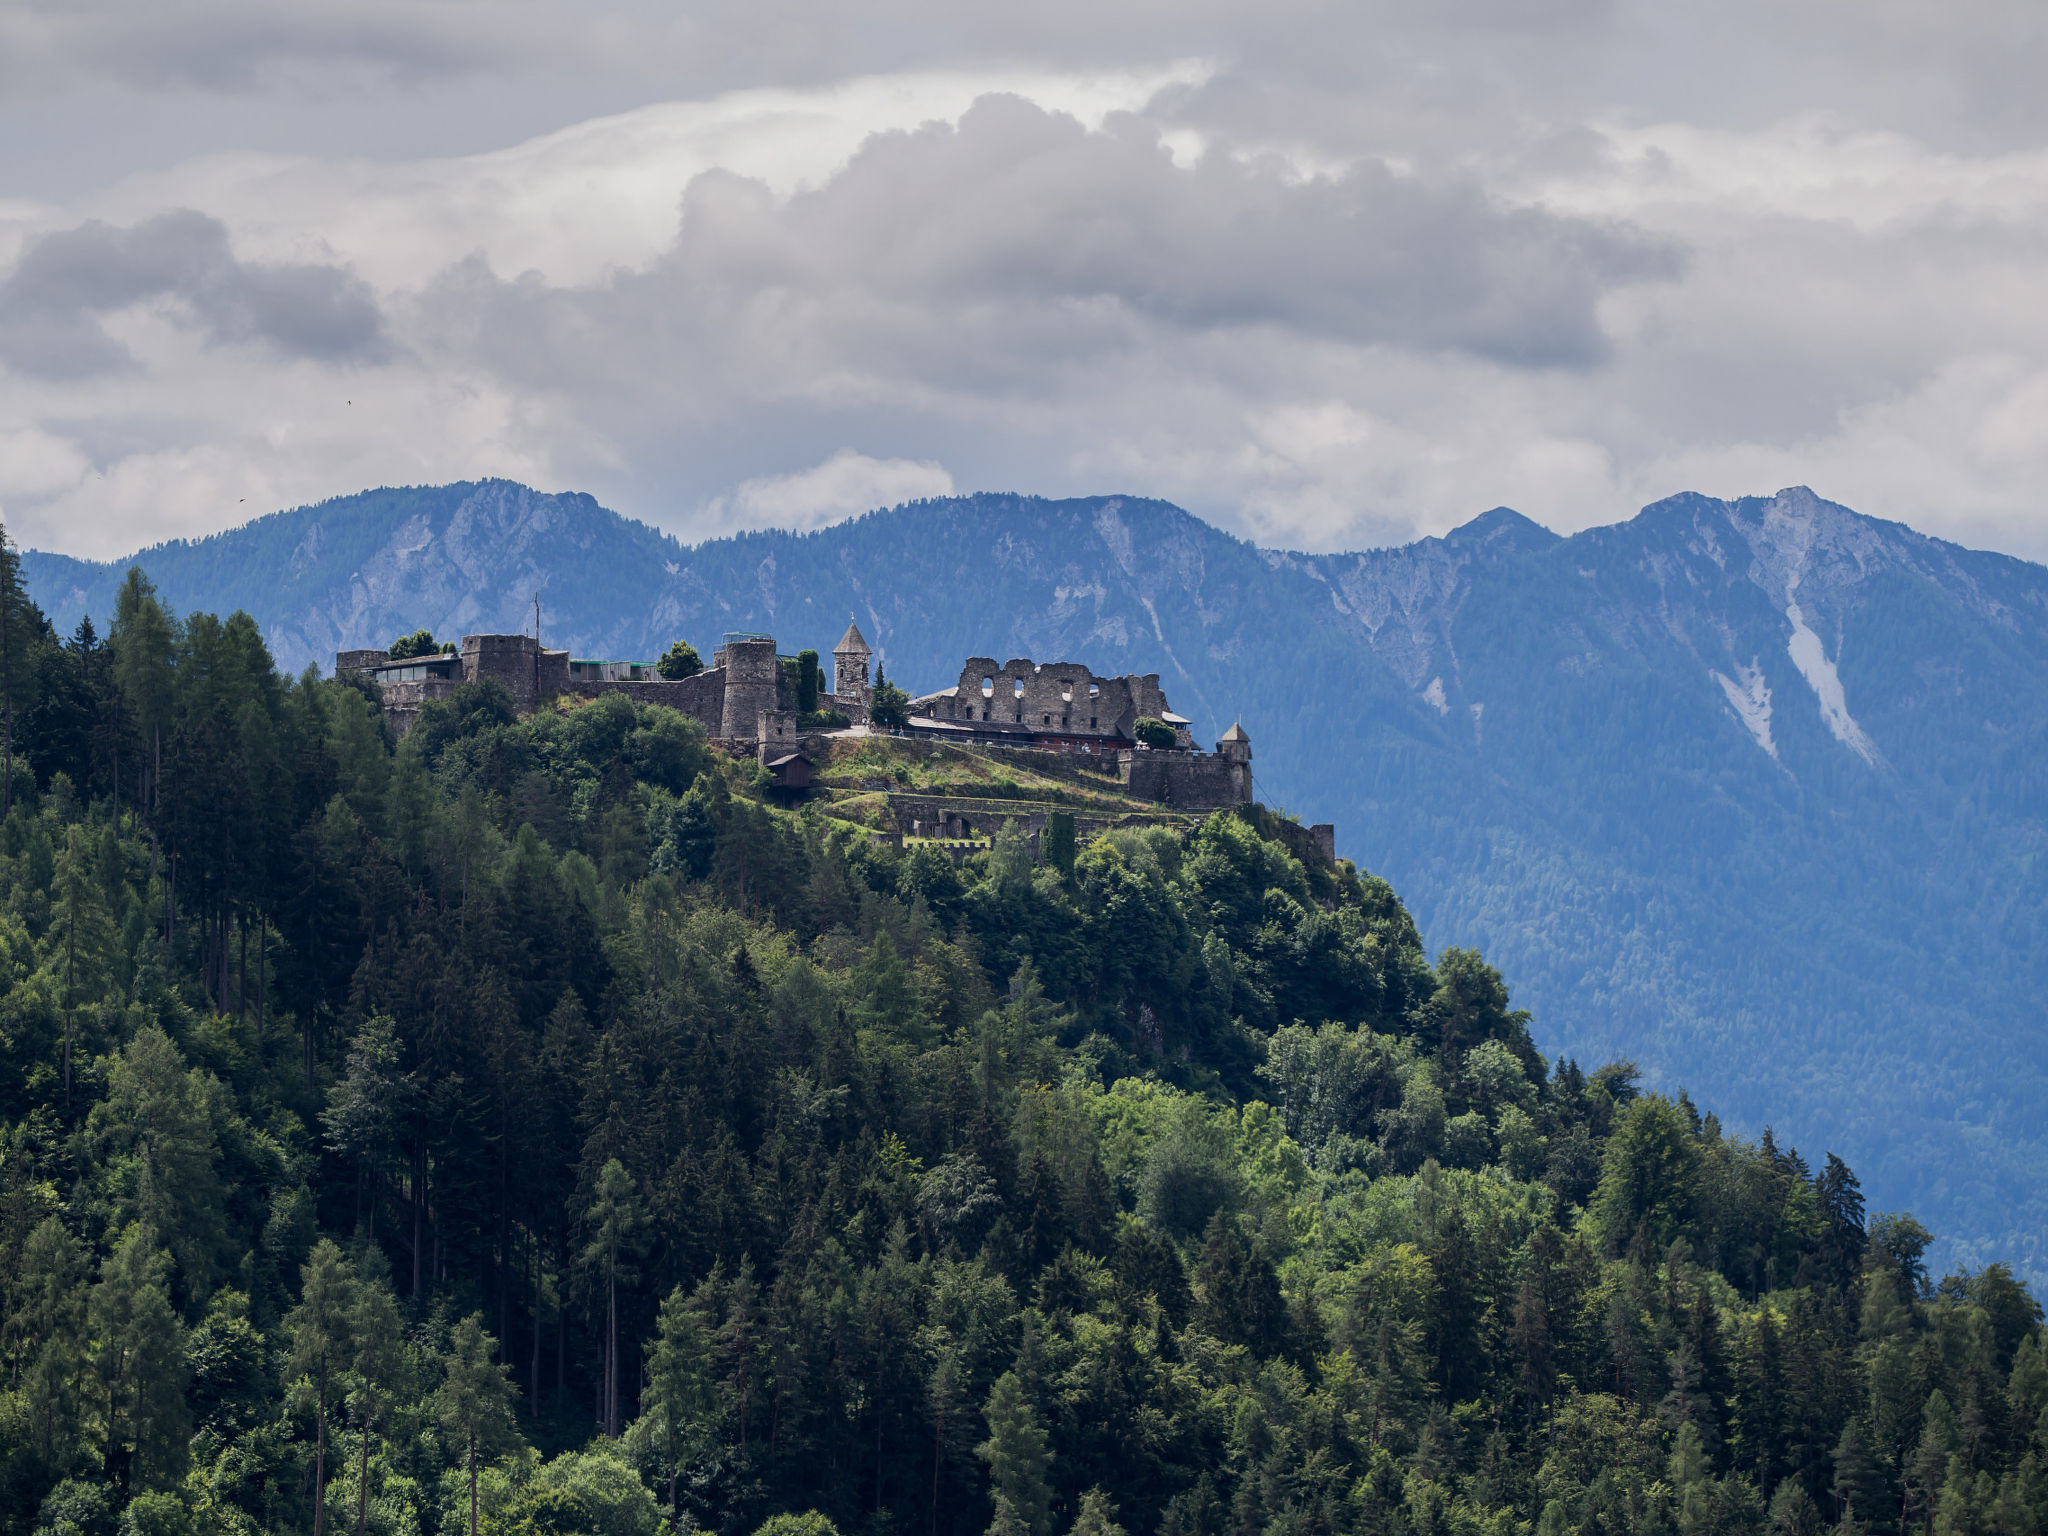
[0,210,388,379]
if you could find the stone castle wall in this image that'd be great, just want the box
[1118,748,1250,810]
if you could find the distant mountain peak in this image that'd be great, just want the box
[1442,506,1560,553]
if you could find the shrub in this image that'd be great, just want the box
[1133,718,1177,750]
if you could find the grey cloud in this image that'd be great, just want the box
[0,210,389,379]
[431,94,1675,397]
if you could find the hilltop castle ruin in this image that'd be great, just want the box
[337,617,1260,813]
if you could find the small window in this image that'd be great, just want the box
[1062,683,1073,702]
[981,675,994,697]
[1090,716,1098,728]
[1042,714,1051,725]
[1088,682,1100,699]
[1012,678,1024,698]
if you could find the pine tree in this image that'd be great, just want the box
[345,1270,407,1536]
[10,1216,88,1470]
[643,1283,717,1518]
[49,825,118,1107]
[88,1224,188,1493]
[580,1158,642,1438]
[436,1313,520,1536]
[287,1240,356,1536]
[0,520,29,816]
[978,1370,1053,1536]
[1069,1487,1127,1536]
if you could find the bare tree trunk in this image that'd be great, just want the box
[530,1239,542,1420]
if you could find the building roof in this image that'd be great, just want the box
[767,753,811,769]
[1160,711,1191,725]
[835,617,871,655]
[1218,721,1250,742]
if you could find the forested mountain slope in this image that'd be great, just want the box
[25,483,2048,1284]
[2,559,2044,1536]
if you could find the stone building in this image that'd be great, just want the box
[906,656,1191,753]
[339,630,792,743]
[833,619,873,718]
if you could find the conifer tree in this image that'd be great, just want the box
[978,1370,1053,1536]
[436,1313,520,1536]
[88,1225,188,1494]
[345,1269,407,1536]
[287,1241,356,1536]
[10,1216,89,1470]
[581,1158,642,1438]
[49,825,118,1105]
[642,1282,717,1518]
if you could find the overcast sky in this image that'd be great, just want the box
[4,0,2047,561]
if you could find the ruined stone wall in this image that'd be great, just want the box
[934,657,1163,739]
[336,649,390,673]
[1118,749,1250,810]
[377,677,461,738]
[561,672,727,734]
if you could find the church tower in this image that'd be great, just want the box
[834,617,872,706]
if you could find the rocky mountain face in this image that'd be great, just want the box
[29,481,2048,1276]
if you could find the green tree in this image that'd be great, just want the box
[10,1215,89,1471]
[1043,812,1076,877]
[0,519,37,814]
[386,630,442,660]
[86,1027,232,1298]
[869,667,909,729]
[581,1159,642,1438]
[640,1282,717,1516]
[1589,1095,1701,1254]
[287,1240,357,1536]
[754,1516,843,1536]
[795,649,821,713]
[1132,718,1176,750]
[88,1225,188,1493]
[436,1313,521,1536]
[109,566,177,821]
[1069,1488,1127,1536]
[978,1370,1053,1536]
[48,825,119,1105]
[657,641,702,680]
[345,1270,408,1536]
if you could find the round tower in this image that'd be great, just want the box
[718,635,781,740]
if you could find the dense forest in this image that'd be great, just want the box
[0,547,2043,1536]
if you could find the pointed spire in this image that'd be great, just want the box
[835,615,871,655]
[1218,721,1249,743]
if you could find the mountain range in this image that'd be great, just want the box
[26,479,2048,1278]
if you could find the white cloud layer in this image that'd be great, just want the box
[5,0,2048,562]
